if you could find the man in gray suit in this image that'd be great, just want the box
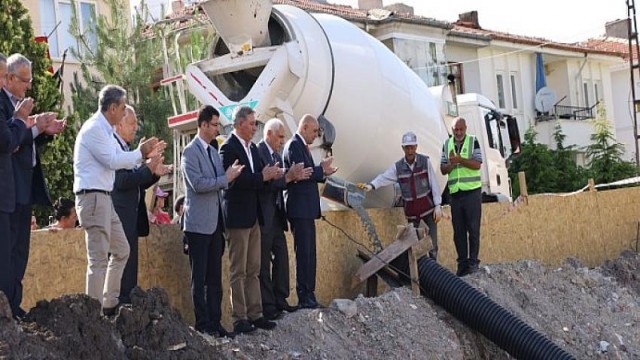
[181,105,243,338]
[113,106,171,304]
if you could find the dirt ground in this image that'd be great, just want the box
[1,251,638,360]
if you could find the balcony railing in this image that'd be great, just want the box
[537,102,600,121]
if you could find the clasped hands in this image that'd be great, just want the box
[139,137,172,176]
[14,98,66,135]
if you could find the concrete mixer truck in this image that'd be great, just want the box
[166,0,522,208]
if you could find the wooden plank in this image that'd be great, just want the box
[352,225,419,288]
[407,247,420,296]
[365,276,378,297]
[356,250,402,284]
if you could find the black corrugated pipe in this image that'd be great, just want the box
[390,255,576,360]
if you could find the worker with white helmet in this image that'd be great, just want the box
[358,131,442,260]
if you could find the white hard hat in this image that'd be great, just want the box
[401,131,417,146]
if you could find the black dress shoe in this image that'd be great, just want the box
[277,303,299,313]
[215,325,235,338]
[233,320,257,334]
[297,300,319,309]
[251,317,276,330]
[264,310,284,321]
[102,304,120,317]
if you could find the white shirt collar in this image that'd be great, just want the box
[233,131,252,148]
[3,88,19,105]
[196,134,211,151]
[264,141,275,156]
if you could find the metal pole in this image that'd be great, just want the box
[627,0,640,166]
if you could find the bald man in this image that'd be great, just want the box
[440,117,483,277]
[282,115,336,309]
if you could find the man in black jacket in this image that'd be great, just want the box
[282,115,336,309]
[219,106,282,334]
[0,53,32,311]
[113,106,171,304]
[2,53,65,317]
[256,118,310,319]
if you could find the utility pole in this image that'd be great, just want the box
[627,0,640,166]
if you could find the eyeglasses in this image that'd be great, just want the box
[12,73,32,84]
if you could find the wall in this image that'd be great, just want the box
[23,186,640,327]
[444,44,482,94]
[611,66,636,162]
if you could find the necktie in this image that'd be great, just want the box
[206,146,218,176]
[272,151,280,166]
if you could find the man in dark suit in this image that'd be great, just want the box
[2,53,65,317]
[0,53,32,309]
[283,114,337,309]
[256,119,311,319]
[219,106,282,334]
[181,105,243,337]
[113,106,171,304]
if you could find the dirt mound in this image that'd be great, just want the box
[0,288,231,360]
[1,252,638,359]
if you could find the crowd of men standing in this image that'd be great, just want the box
[180,105,336,337]
[1,51,482,339]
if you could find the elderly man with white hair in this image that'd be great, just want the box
[256,118,311,320]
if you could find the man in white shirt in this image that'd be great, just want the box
[358,131,443,260]
[73,84,165,316]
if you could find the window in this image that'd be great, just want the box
[447,62,464,95]
[496,74,506,109]
[583,82,590,107]
[39,0,97,58]
[593,81,602,103]
[510,73,519,109]
[390,37,446,86]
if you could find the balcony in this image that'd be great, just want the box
[537,102,599,122]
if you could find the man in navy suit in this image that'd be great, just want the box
[113,106,171,304]
[2,53,65,317]
[0,53,32,309]
[256,119,311,319]
[219,106,282,333]
[283,114,337,309]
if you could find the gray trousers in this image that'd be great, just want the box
[76,193,130,308]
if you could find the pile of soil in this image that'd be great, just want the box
[1,251,638,359]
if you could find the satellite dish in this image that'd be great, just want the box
[535,86,556,113]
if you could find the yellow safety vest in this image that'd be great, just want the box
[446,135,481,194]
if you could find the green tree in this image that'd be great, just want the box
[0,0,77,224]
[585,105,638,183]
[69,0,172,154]
[550,121,587,192]
[508,126,558,196]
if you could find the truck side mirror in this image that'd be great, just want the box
[318,115,336,154]
[506,115,522,155]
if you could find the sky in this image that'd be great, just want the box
[333,0,624,43]
[132,0,624,43]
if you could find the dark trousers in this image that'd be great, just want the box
[289,218,316,303]
[259,215,290,314]
[118,218,138,304]
[185,225,225,332]
[9,203,31,314]
[0,212,14,305]
[450,188,482,268]
[410,212,438,260]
